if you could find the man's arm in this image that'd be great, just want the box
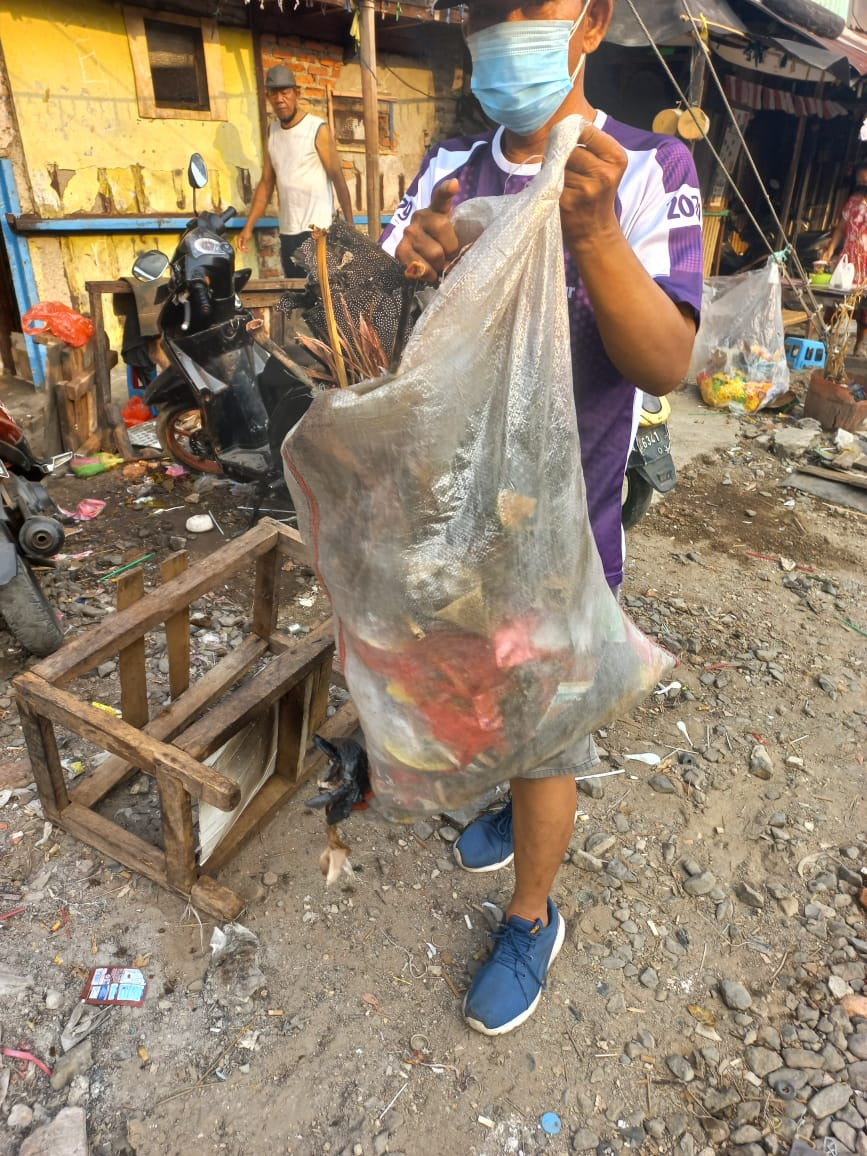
[237,148,277,253]
[315,124,355,225]
[560,125,697,396]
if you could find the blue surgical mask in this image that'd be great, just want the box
[467,2,591,137]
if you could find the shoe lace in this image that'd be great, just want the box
[489,802,513,838]
[489,919,548,989]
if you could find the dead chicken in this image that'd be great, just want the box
[306,736,371,885]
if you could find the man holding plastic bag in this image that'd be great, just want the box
[377,0,702,1035]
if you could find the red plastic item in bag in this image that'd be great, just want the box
[122,394,152,428]
[21,302,94,348]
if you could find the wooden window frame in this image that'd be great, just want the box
[331,92,397,154]
[124,7,226,122]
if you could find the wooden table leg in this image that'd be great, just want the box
[16,701,69,822]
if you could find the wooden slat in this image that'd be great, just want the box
[32,521,278,686]
[14,674,240,811]
[176,623,335,761]
[273,521,312,566]
[252,545,280,640]
[156,774,196,890]
[189,875,245,921]
[15,702,69,822]
[117,569,149,729]
[796,463,867,491]
[205,698,360,873]
[63,802,167,887]
[161,552,190,700]
[70,636,268,808]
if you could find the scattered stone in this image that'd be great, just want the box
[848,1034,867,1061]
[778,897,799,918]
[639,967,659,989]
[666,1054,695,1083]
[730,1125,763,1144]
[44,988,63,1010]
[413,820,435,842]
[8,1103,33,1131]
[50,1040,92,1091]
[648,774,676,794]
[735,882,765,910]
[572,1128,600,1151]
[20,1108,88,1156]
[749,745,773,780]
[585,833,616,857]
[437,826,458,844]
[848,1060,867,1093]
[684,871,716,897]
[807,1082,852,1119]
[719,980,752,1011]
[782,1047,825,1070]
[746,1047,783,1078]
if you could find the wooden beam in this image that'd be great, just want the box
[175,623,335,761]
[252,546,281,640]
[161,552,190,700]
[70,636,269,809]
[359,0,382,241]
[117,569,150,729]
[273,521,312,566]
[156,774,196,891]
[31,521,278,685]
[14,674,241,811]
[15,702,69,822]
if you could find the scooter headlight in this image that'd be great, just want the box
[190,237,232,257]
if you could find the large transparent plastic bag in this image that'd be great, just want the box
[688,259,790,412]
[283,117,673,820]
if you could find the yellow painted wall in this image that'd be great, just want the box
[0,0,263,341]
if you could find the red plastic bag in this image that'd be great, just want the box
[122,394,152,428]
[21,302,94,348]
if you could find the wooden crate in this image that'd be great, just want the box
[12,519,357,920]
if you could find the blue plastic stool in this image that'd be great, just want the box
[784,336,826,371]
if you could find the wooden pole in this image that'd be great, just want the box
[359,0,381,240]
[779,111,807,245]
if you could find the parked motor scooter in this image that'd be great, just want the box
[622,392,677,530]
[0,399,71,655]
[134,154,314,486]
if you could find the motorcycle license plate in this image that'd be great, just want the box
[635,425,670,461]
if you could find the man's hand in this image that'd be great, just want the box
[560,123,628,253]
[395,179,461,282]
[237,228,253,254]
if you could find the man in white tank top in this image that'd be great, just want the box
[238,65,354,276]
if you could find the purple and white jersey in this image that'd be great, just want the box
[381,109,703,588]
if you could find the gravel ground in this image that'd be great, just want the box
[0,397,865,1156]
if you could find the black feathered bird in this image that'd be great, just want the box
[306,736,371,884]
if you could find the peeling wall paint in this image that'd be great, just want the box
[0,0,462,351]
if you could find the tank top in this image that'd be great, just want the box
[267,114,334,235]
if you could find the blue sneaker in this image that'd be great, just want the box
[463,898,565,1035]
[453,800,513,872]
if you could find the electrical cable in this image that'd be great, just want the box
[621,0,826,337]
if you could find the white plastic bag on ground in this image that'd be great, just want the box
[283,117,673,820]
[689,259,790,412]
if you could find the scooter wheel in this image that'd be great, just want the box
[622,469,655,531]
[0,548,64,656]
[156,406,223,476]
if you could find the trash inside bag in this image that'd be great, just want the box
[689,260,790,412]
[283,116,674,820]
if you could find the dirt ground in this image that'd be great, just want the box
[0,383,865,1156]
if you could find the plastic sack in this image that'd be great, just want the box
[21,302,94,348]
[689,260,789,412]
[282,117,673,821]
[830,255,855,290]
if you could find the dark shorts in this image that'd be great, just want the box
[513,585,620,782]
[280,231,311,278]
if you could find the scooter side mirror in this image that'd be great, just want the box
[133,250,170,282]
[187,153,209,190]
